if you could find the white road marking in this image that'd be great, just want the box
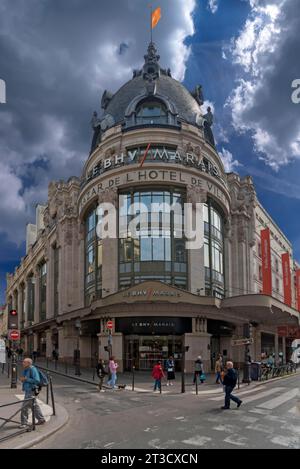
[182,436,212,447]
[249,408,271,415]
[257,388,299,410]
[239,416,259,424]
[209,386,267,401]
[271,435,300,449]
[223,435,248,446]
[245,423,272,434]
[104,442,115,448]
[174,416,186,420]
[288,406,300,416]
[213,424,241,434]
[280,423,300,435]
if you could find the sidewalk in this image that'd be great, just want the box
[0,376,68,449]
[34,358,253,395]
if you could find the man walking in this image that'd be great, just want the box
[19,358,45,428]
[221,361,242,410]
[96,358,107,392]
[215,354,223,384]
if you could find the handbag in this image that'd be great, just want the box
[200,373,206,381]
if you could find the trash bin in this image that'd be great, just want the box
[251,362,261,381]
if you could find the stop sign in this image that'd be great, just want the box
[106,320,113,330]
[9,330,20,341]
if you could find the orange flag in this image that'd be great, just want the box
[152,7,161,29]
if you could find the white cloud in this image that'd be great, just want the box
[226,0,300,170]
[219,148,241,172]
[208,0,218,14]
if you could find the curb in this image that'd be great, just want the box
[4,403,69,450]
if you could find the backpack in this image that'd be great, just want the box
[30,366,49,393]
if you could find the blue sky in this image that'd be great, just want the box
[0,0,299,303]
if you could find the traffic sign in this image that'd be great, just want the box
[106,320,113,330]
[232,338,254,346]
[9,330,20,341]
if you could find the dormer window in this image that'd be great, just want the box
[136,100,167,125]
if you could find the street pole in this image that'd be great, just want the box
[75,327,81,376]
[10,347,17,389]
[242,344,251,384]
[181,348,185,394]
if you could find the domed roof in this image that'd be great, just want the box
[105,70,201,126]
[90,43,215,153]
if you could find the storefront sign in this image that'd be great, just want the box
[296,269,300,312]
[115,317,192,335]
[282,252,292,307]
[86,147,225,185]
[122,288,182,299]
[79,170,229,214]
[277,326,300,338]
[277,326,288,337]
[261,228,272,295]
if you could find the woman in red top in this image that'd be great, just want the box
[152,361,165,392]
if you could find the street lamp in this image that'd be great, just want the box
[181,345,189,393]
[75,319,81,376]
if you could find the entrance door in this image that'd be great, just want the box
[210,336,220,371]
[124,335,182,371]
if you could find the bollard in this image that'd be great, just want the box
[195,377,198,395]
[49,376,56,416]
[92,368,95,381]
[237,368,240,389]
[46,384,49,405]
[46,358,49,368]
[32,398,36,431]
[159,379,162,394]
[132,366,135,391]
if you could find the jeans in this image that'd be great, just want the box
[21,390,44,425]
[216,372,221,383]
[107,372,117,388]
[154,379,161,390]
[224,385,241,408]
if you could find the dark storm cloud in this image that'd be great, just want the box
[0,0,195,244]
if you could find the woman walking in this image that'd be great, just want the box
[165,356,175,386]
[107,356,118,389]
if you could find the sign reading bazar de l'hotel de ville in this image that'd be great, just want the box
[79,146,229,213]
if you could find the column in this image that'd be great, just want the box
[46,329,52,359]
[99,188,119,297]
[46,249,54,320]
[274,333,279,364]
[33,332,39,352]
[186,186,206,294]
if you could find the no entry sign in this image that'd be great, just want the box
[106,320,113,330]
[9,330,20,341]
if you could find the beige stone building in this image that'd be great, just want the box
[6,43,300,372]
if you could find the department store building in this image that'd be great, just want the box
[6,43,300,371]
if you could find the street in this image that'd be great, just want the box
[32,373,300,449]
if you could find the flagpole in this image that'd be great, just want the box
[150,5,153,43]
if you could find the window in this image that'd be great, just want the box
[85,207,103,304]
[53,245,59,316]
[136,100,167,125]
[39,262,47,322]
[204,201,225,297]
[27,275,35,322]
[119,189,187,289]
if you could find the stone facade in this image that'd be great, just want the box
[5,43,300,373]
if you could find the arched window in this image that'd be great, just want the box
[136,100,167,125]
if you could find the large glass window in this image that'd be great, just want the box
[85,207,103,304]
[119,189,187,289]
[136,100,168,125]
[204,200,225,298]
[27,275,35,322]
[39,262,47,322]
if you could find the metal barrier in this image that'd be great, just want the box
[0,397,35,443]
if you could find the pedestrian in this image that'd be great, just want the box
[221,361,242,410]
[107,356,118,389]
[165,356,175,386]
[215,354,223,384]
[19,358,46,428]
[52,349,58,361]
[96,358,107,392]
[152,360,165,392]
[193,356,204,384]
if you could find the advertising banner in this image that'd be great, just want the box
[261,228,272,295]
[282,252,292,307]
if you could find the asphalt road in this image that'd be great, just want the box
[33,373,300,449]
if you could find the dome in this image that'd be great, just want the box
[90,42,215,153]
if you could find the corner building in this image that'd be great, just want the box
[6,43,300,372]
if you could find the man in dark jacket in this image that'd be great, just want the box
[221,361,242,409]
[96,358,107,392]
